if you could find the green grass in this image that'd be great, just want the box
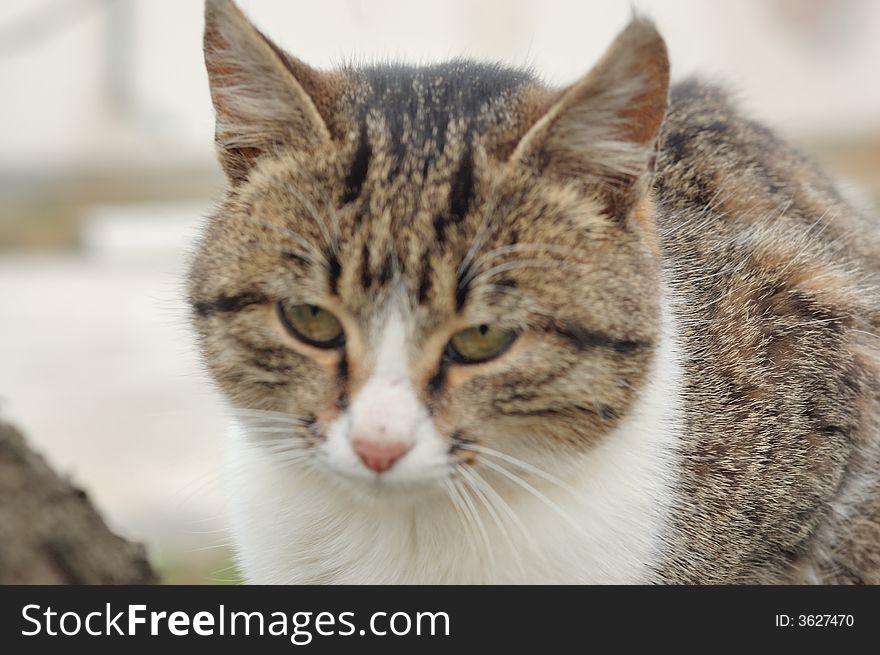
[152,548,243,585]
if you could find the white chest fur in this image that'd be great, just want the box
[223,298,682,584]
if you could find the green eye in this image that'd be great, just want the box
[447,324,517,364]
[277,301,344,348]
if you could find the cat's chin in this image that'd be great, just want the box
[308,460,454,505]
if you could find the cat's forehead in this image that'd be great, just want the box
[347,61,538,156]
[241,65,567,316]
[327,62,555,203]
[216,60,627,334]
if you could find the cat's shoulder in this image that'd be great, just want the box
[655,79,832,212]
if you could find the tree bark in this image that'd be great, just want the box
[0,420,157,584]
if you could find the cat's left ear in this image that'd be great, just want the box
[511,18,669,220]
[204,0,340,184]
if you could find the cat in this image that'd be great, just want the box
[189,0,880,583]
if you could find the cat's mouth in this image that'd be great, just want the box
[311,454,461,504]
[235,408,488,494]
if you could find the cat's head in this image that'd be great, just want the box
[190,0,669,495]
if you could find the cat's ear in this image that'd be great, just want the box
[511,18,669,220]
[204,0,337,184]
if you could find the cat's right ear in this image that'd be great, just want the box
[204,0,337,184]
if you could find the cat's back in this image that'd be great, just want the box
[652,80,880,583]
[656,80,880,273]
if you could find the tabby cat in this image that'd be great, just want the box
[189,0,880,583]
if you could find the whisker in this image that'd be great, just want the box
[244,427,310,437]
[295,166,343,257]
[476,457,588,539]
[257,436,310,445]
[185,540,235,554]
[459,443,579,495]
[268,450,312,464]
[460,464,538,555]
[230,408,306,419]
[231,410,312,426]
[260,443,311,455]
[458,179,502,279]
[284,181,337,257]
[469,243,577,274]
[483,284,558,317]
[237,217,327,265]
[442,477,480,564]
[458,465,524,579]
[466,258,584,288]
[452,476,495,572]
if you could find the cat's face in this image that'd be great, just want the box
[190,0,669,497]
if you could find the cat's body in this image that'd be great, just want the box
[192,0,880,583]
[656,83,880,583]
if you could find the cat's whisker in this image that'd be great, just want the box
[260,450,311,461]
[208,565,245,584]
[256,435,310,444]
[258,446,314,470]
[183,526,230,536]
[240,417,310,426]
[259,442,311,455]
[244,426,310,436]
[255,430,309,438]
[254,435,312,448]
[250,432,309,444]
[239,418,305,426]
[232,410,312,428]
[466,258,584,288]
[451,475,496,573]
[237,217,327,265]
[264,454,311,465]
[283,181,337,257]
[457,465,526,579]
[445,476,493,569]
[231,407,308,420]
[233,241,321,266]
[441,478,478,560]
[270,451,313,464]
[295,166,343,256]
[475,457,589,540]
[461,465,544,563]
[469,243,578,274]
[185,539,235,555]
[458,179,502,279]
[241,424,310,436]
[484,284,558,317]
[851,329,880,341]
[459,443,579,495]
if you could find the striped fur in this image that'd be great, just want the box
[189,0,880,583]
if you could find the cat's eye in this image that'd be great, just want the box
[447,324,517,364]
[277,301,345,348]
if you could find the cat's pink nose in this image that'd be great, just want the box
[352,437,411,473]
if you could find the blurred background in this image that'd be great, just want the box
[1,0,879,583]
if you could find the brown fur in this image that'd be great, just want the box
[654,82,880,582]
[190,0,880,583]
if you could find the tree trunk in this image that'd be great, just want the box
[0,420,157,584]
